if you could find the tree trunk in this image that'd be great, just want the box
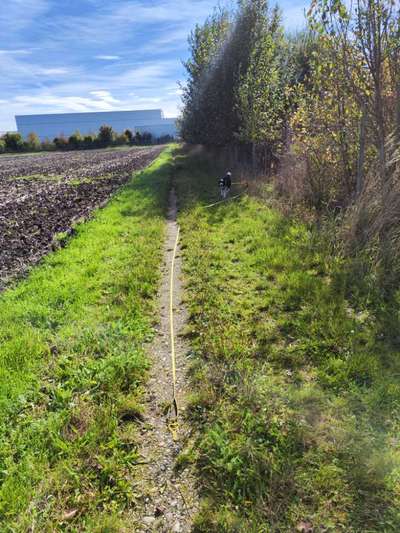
[395,80,400,146]
[356,105,367,198]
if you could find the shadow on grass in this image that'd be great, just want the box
[174,145,400,533]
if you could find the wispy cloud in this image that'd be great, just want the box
[14,92,122,113]
[0,49,32,56]
[0,0,50,34]
[112,60,177,89]
[89,90,120,103]
[95,55,121,60]
[40,67,69,75]
[0,0,309,131]
[10,85,180,117]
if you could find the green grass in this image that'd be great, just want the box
[174,148,400,532]
[0,147,173,530]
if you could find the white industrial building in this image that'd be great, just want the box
[15,109,177,141]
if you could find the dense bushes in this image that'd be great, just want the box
[181,0,400,289]
[53,135,69,150]
[3,132,25,152]
[98,125,114,147]
[68,130,83,149]
[25,132,41,152]
[0,125,174,154]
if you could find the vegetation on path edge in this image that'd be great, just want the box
[0,147,172,530]
[1,143,399,531]
[175,148,400,532]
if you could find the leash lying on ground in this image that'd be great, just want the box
[203,191,246,209]
[167,224,180,440]
[203,182,249,209]
[167,183,248,438]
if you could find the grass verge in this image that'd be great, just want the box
[175,147,400,532]
[0,147,173,531]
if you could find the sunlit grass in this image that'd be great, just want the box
[0,147,173,530]
[175,149,400,532]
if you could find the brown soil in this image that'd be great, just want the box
[0,147,163,289]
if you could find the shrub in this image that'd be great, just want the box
[68,130,83,150]
[114,133,128,146]
[97,125,114,147]
[53,136,69,150]
[124,129,134,144]
[134,131,142,145]
[41,138,54,151]
[140,132,153,145]
[0,139,6,154]
[157,134,174,145]
[3,132,24,152]
[83,134,96,149]
[25,132,41,152]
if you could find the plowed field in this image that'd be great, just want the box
[0,146,163,288]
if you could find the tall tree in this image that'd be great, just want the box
[181,9,230,144]
[310,0,398,183]
[236,2,285,171]
[181,0,286,148]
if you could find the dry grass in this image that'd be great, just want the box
[345,134,400,286]
[175,147,400,532]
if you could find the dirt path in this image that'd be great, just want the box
[134,185,198,532]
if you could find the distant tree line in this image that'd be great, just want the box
[0,124,175,154]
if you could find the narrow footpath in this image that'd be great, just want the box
[134,184,198,532]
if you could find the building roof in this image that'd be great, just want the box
[16,109,165,126]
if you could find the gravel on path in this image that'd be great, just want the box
[134,185,199,532]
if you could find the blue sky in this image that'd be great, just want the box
[0,0,308,132]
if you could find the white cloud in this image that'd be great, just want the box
[0,49,32,55]
[14,93,120,113]
[0,53,77,90]
[1,79,181,129]
[89,90,120,103]
[40,67,69,75]
[140,26,191,54]
[0,0,309,131]
[44,0,222,47]
[110,0,217,24]
[133,96,162,103]
[0,53,183,129]
[111,60,177,89]
[90,90,112,97]
[95,55,121,60]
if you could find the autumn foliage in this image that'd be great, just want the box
[181,0,400,285]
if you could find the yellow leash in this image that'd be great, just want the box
[166,183,246,438]
[202,192,245,209]
[203,180,249,209]
[167,224,180,440]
